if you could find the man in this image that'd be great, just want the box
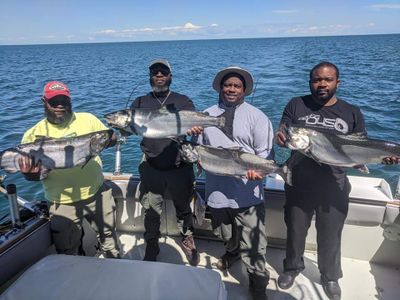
[19,81,120,258]
[131,59,199,265]
[275,62,399,300]
[194,66,274,300]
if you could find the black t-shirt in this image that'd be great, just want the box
[280,95,366,193]
[131,91,195,170]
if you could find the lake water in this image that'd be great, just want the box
[0,34,399,219]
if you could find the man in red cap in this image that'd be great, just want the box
[19,81,120,258]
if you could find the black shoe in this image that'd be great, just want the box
[249,289,268,300]
[214,252,241,270]
[180,235,199,266]
[249,273,268,300]
[277,272,298,290]
[143,241,160,262]
[321,276,341,300]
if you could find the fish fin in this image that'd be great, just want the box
[339,132,368,142]
[354,164,370,174]
[225,146,242,151]
[276,164,292,186]
[120,128,134,136]
[217,110,234,141]
[165,104,178,112]
[33,135,52,142]
[39,168,50,180]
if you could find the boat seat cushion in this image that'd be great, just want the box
[0,254,227,300]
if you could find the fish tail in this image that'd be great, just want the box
[219,116,226,128]
[276,164,293,186]
[217,111,234,141]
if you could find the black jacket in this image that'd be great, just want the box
[131,91,195,170]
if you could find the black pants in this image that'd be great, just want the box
[283,182,350,281]
[138,161,195,242]
[210,203,269,280]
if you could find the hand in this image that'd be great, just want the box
[186,126,204,136]
[246,170,263,180]
[18,155,41,174]
[275,130,287,147]
[275,124,288,147]
[382,156,400,165]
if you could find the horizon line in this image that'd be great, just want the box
[0,32,399,47]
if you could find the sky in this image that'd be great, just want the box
[0,0,399,45]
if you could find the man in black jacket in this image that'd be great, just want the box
[131,59,199,265]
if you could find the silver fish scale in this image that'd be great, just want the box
[132,110,223,138]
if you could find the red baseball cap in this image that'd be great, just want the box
[42,81,71,101]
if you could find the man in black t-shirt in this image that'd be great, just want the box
[131,59,199,266]
[275,62,398,300]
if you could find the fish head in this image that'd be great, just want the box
[286,127,312,150]
[89,130,113,154]
[180,143,199,163]
[104,109,132,129]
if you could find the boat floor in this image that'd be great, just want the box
[118,233,400,300]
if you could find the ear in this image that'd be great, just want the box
[336,79,341,87]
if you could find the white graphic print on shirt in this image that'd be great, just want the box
[298,114,349,134]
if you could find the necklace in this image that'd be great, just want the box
[153,91,171,107]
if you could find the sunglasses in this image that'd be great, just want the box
[150,68,170,76]
[45,96,71,108]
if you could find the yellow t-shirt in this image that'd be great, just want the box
[22,112,108,204]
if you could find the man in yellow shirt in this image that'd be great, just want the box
[19,81,120,258]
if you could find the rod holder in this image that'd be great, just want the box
[6,184,22,228]
[113,137,126,176]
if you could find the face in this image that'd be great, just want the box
[44,95,73,125]
[149,64,172,93]
[309,66,340,104]
[221,76,245,104]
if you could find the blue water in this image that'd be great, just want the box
[1,34,399,218]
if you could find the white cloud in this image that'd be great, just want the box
[96,22,213,38]
[272,10,299,14]
[370,4,400,9]
[98,29,117,34]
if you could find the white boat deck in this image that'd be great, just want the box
[118,233,400,300]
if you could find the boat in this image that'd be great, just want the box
[1,140,399,300]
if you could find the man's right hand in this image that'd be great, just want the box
[18,155,42,181]
[275,124,288,147]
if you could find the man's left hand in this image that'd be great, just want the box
[246,170,263,180]
[186,126,204,136]
[382,156,400,165]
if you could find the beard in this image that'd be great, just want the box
[45,105,73,125]
[150,77,172,94]
[311,86,337,104]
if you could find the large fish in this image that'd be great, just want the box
[104,106,232,139]
[285,126,400,172]
[180,142,291,184]
[0,129,113,174]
